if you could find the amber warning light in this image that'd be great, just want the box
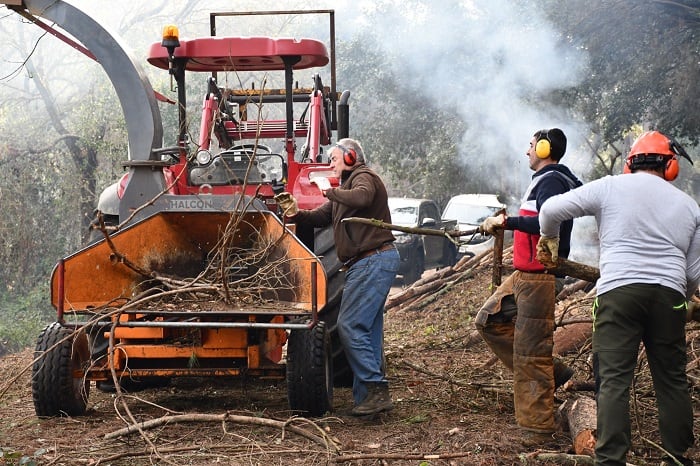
[161,24,180,49]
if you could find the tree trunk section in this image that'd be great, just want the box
[558,396,597,456]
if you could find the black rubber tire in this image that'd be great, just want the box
[310,225,354,387]
[286,321,333,416]
[403,249,424,284]
[32,323,90,417]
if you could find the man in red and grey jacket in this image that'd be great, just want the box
[474,128,582,443]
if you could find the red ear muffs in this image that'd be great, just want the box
[623,158,632,174]
[336,143,357,165]
[624,154,678,180]
[664,156,679,181]
[344,148,357,165]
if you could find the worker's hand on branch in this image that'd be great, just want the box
[479,214,505,235]
[310,177,331,194]
[536,235,560,265]
[274,192,298,217]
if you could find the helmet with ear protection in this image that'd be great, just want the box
[335,143,357,166]
[535,131,551,159]
[624,131,686,181]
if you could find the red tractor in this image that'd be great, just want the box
[5,1,351,417]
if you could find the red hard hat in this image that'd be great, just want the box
[629,131,674,158]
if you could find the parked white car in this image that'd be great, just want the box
[442,194,507,258]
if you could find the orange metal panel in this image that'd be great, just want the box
[262,316,287,363]
[247,345,260,369]
[51,210,327,312]
[119,345,247,359]
[110,327,165,339]
[202,328,247,348]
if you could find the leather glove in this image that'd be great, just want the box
[310,176,331,193]
[479,214,505,235]
[274,192,298,217]
[536,235,560,264]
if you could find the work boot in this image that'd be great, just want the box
[520,429,559,449]
[351,382,393,416]
[554,359,574,389]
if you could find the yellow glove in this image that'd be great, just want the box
[536,235,560,264]
[274,192,298,217]
[479,214,505,235]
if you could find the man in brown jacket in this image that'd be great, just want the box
[276,138,400,416]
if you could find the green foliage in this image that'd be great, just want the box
[0,285,53,354]
[545,0,700,146]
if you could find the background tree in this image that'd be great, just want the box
[545,0,700,184]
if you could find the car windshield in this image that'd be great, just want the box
[390,206,418,226]
[444,204,501,225]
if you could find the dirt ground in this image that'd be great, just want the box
[1,256,699,466]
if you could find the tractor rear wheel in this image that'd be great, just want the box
[286,321,333,416]
[32,322,90,417]
[309,225,354,387]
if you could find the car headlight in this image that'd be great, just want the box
[196,150,212,165]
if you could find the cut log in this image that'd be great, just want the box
[538,252,600,284]
[554,322,592,356]
[556,279,592,301]
[558,396,597,456]
[547,257,600,283]
[385,280,445,310]
[385,248,494,312]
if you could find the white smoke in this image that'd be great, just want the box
[334,0,591,193]
[333,0,598,264]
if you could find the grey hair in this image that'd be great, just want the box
[336,138,366,164]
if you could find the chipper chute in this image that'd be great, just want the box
[34,209,332,418]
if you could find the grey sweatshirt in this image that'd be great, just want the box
[539,172,700,299]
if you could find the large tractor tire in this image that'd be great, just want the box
[310,225,354,387]
[32,322,90,417]
[286,321,333,416]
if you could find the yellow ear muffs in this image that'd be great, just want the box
[535,138,551,159]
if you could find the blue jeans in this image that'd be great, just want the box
[338,247,399,404]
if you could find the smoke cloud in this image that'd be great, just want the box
[333,0,591,193]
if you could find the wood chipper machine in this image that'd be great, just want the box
[4,0,352,417]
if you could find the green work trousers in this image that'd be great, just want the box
[593,283,694,466]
